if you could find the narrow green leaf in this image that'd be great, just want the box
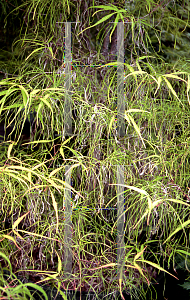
[163,74,186,83]
[12,211,30,230]
[30,89,41,96]
[15,283,48,300]
[154,76,162,95]
[162,77,178,99]
[163,219,190,244]
[127,114,146,147]
[0,234,21,250]
[89,4,121,12]
[54,249,62,273]
[48,46,54,59]
[108,115,116,136]
[78,13,116,36]
[109,14,120,42]
[0,251,13,273]
[126,109,150,113]
[25,47,44,61]
[7,142,15,158]
[138,260,178,280]
[19,85,29,106]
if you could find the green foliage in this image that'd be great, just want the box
[0,1,190,299]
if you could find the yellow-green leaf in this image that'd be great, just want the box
[12,211,30,230]
[163,219,190,244]
[0,234,21,250]
[138,259,178,280]
[54,249,62,273]
[108,115,116,136]
[154,76,162,95]
[19,85,29,106]
[89,262,116,270]
[127,114,146,147]
[0,251,12,272]
[78,13,116,36]
[25,47,44,61]
[7,142,15,158]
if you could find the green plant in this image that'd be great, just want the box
[0,1,190,300]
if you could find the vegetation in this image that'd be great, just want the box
[0,0,190,299]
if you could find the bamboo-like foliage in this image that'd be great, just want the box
[0,1,190,299]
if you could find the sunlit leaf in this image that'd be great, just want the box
[89,262,116,270]
[163,219,190,244]
[108,115,116,136]
[12,211,30,230]
[19,85,29,106]
[126,113,146,147]
[0,234,21,251]
[154,76,162,95]
[25,47,44,61]
[7,142,15,158]
[138,260,178,280]
[54,249,62,273]
[78,13,116,36]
